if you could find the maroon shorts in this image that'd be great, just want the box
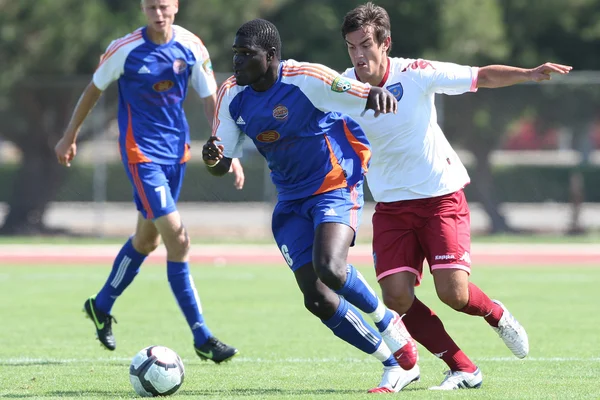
[372,189,471,285]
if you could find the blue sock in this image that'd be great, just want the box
[167,261,212,346]
[335,265,394,331]
[322,297,385,357]
[95,238,145,313]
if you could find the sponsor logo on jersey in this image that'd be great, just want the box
[272,104,289,120]
[331,76,352,93]
[256,130,280,143]
[434,254,456,261]
[153,80,174,92]
[202,59,213,75]
[173,59,187,74]
[386,82,404,101]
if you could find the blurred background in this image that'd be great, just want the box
[1,0,599,241]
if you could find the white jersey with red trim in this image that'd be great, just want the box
[342,57,478,202]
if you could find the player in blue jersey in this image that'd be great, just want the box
[202,18,419,393]
[54,0,240,363]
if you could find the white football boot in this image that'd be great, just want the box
[368,365,420,393]
[491,300,529,358]
[429,368,483,390]
[379,311,418,370]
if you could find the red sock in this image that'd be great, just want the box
[459,282,504,327]
[403,297,476,373]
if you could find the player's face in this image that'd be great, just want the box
[141,0,178,34]
[232,35,269,86]
[345,26,390,82]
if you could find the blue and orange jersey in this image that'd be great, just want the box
[93,25,217,165]
[214,59,372,201]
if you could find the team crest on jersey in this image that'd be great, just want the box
[202,59,214,75]
[331,76,352,93]
[272,104,288,121]
[173,59,187,74]
[256,130,280,143]
[153,80,174,92]
[386,82,404,101]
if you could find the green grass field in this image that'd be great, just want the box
[0,263,598,399]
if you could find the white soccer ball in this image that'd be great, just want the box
[129,345,185,397]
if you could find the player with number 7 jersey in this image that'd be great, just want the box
[55,0,239,364]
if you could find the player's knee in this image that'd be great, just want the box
[132,235,160,255]
[303,293,337,320]
[162,228,190,260]
[313,260,346,290]
[436,285,468,310]
[382,289,414,314]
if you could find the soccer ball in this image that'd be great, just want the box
[129,345,185,397]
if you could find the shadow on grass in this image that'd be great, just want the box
[1,386,424,398]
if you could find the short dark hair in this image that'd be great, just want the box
[341,2,392,55]
[236,19,282,59]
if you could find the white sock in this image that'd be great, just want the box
[369,301,387,323]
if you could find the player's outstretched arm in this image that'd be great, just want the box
[202,136,233,176]
[55,81,103,167]
[365,86,398,117]
[477,62,572,89]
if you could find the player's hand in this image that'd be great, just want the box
[55,137,77,167]
[529,63,572,82]
[229,158,245,190]
[202,136,224,166]
[365,86,398,117]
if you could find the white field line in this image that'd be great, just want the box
[1,356,599,365]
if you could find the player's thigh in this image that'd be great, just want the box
[124,163,178,220]
[310,182,363,265]
[372,202,426,285]
[272,201,314,271]
[419,190,472,277]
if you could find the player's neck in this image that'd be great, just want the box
[146,26,173,45]
[251,63,279,92]
[358,57,389,87]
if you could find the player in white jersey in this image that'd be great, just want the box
[341,2,572,391]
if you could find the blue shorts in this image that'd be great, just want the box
[271,182,364,271]
[124,163,186,220]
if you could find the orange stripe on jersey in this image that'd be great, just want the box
[180,143,191,164]
[314,135,348,195]
[342,120,371,173]
[125,104,152,163]
[283,66,370,99]
[129,164,154,220]
[97,32,143,69]
[212,76,237,136]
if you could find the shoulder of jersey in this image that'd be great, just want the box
[98,27,144,65]
[173,25,207,54]
[216,75,244,99]
[389,57,416,73]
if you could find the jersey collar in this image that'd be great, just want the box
[354,57,390,87]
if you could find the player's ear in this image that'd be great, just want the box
[174,0,179,14]
[267,47,276,62]
[382,36,391,53]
